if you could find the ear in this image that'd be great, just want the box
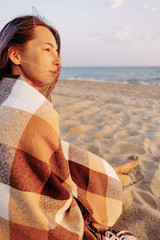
[8,47,21,65]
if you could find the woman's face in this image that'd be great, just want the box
[13,26,61,90]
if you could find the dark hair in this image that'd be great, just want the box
[0,15,61,80]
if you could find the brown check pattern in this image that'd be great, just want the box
[0,76,122,239]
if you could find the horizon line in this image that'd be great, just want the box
[61,65,160,68]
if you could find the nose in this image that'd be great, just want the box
[52,52,61,67]
[55,58,61,67]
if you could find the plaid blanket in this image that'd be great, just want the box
[0,76,122,239]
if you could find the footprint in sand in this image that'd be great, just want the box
[150,144,160,156]
[114,129,139,139]
[110,141,146,155]
[89,125,118,139]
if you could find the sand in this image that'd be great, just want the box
[52,79,160,240]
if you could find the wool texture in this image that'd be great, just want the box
[0,76,122,239]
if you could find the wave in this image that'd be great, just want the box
[59,66,160,85]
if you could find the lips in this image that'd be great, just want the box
[49,67,61,76]
[50,70,57,74]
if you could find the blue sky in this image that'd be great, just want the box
[0,0,160,66]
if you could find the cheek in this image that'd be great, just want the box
[22,48,39,62]
[34,52,50,66]
[20,50,51,76]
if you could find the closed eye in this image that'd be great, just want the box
[44,48,51,52]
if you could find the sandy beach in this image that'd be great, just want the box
[52,79,160,240]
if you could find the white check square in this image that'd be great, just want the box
[0,183,10,220]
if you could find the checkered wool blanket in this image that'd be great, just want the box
[0,76,122,239]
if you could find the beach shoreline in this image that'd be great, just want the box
[60,77,160,86]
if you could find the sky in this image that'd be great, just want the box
[0,0,160,67]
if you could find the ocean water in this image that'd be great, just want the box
[59,66,160,85]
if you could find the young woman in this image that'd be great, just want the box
[0,15,138,239]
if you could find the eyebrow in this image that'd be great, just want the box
[42,43,55,48]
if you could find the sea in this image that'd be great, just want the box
[59,66,160,85]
